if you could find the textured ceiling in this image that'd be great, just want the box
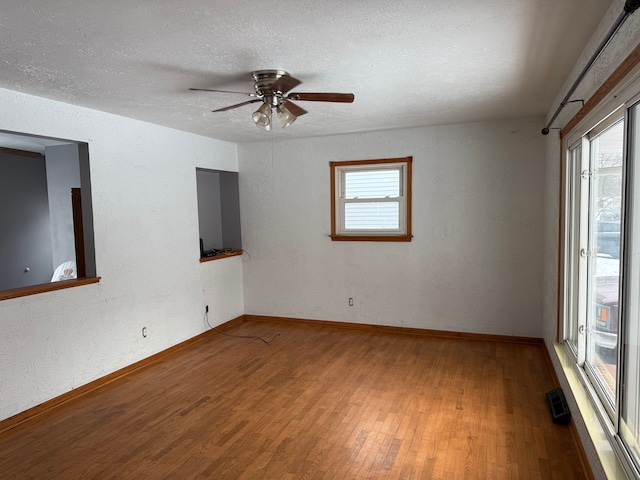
[0,0,612,144]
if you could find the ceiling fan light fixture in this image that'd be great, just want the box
[252,103,272,130]
[277,104,297,128]
[192,70,354,132]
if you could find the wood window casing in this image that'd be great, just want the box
[330,157,412,242]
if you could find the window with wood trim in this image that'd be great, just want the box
[330,157,412,242]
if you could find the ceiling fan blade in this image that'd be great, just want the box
[190,88,256,96]
[283,100,308,117]
[212,99,261,112]
[268,75,302,94]
[288,92,355,103]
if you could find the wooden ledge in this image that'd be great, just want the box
[0,277,101,302]
[199,250,243,262]
[329,235,412,242]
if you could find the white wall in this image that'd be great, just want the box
[196,169,224,250]
[0,88,244,422]
[0,152,53,288]
[542,1,640,478]
[45,143,81,270]
[239,118,545,337]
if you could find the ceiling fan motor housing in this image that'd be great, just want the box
[252,69,289,96]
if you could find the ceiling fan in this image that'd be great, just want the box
[189,70,354,130]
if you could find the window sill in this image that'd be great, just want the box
[330,234,412,242]
[0,277,101,302]
[553,342,632,479]
[199,250,243,262]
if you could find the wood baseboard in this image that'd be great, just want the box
[0,315,245,435]
[244,314,544,345]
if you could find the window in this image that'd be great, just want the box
[566,117,624,410]
[0,131,97,301]
[561,66,640,476]
[622,101,640,470]
[330,157,412,241]
[195,168,242,261]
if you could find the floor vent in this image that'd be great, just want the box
[546,388,571,424]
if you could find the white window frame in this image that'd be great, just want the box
[560,61,640,479]
[330,157,412,242]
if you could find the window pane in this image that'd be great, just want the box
[586,119,624,406]
[345,202,399,229]
[566,144,582,353]
[621,102,640,465]
[344,169,399,199]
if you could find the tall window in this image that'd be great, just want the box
[562,78,640,475]
[566,117,624,409]
[330,157,412,241]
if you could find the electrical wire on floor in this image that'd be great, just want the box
[205,311,280,345]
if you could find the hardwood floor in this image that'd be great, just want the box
[0,319,588,479]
